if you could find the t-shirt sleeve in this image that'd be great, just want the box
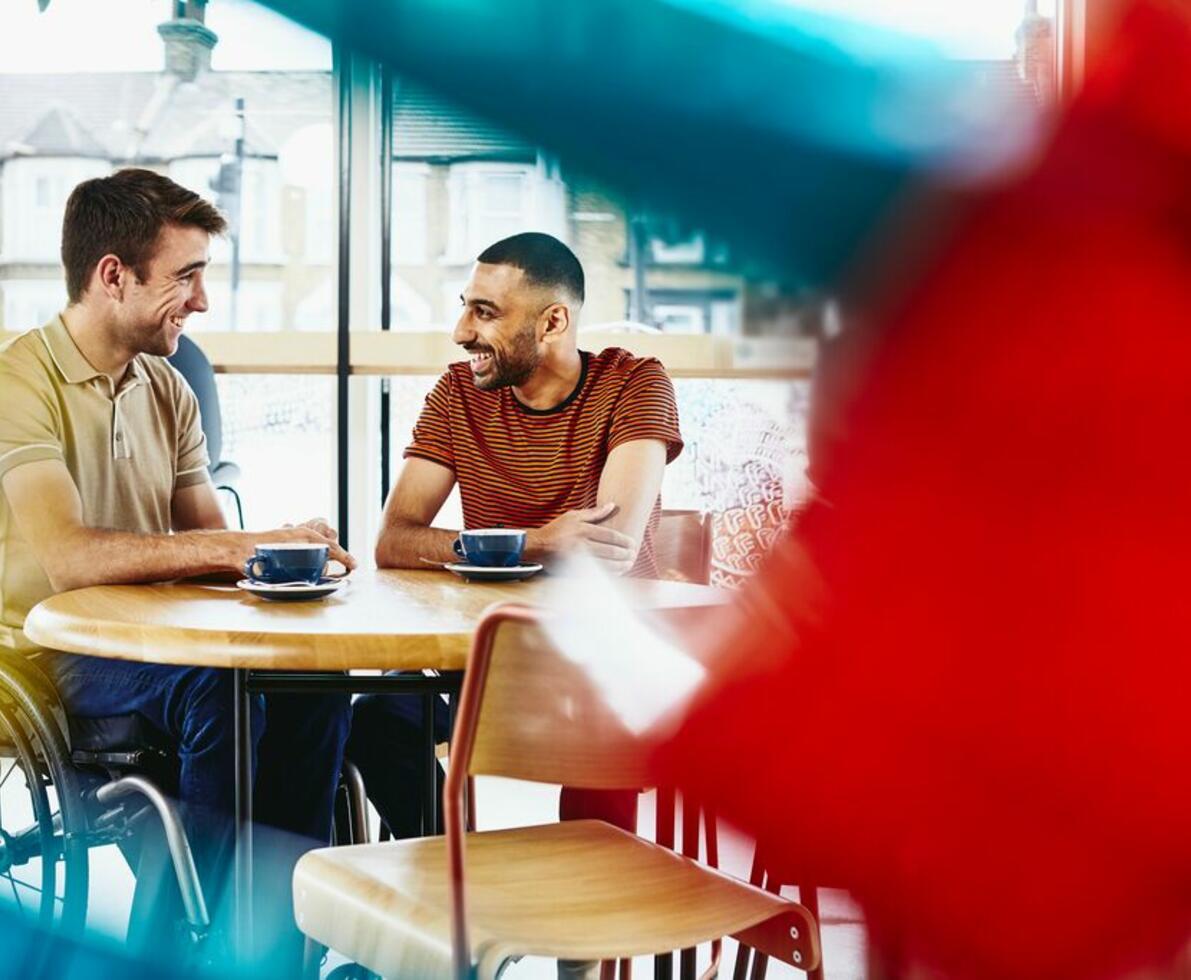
[608,358,684,463]
[403,371,456,471]
[0,361,65,482]
[173,376,211,490]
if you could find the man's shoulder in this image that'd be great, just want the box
[0,328,56,386]
[585,346,672,389]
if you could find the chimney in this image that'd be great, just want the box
[158,0,218,81]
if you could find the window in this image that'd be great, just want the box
[0,0,337,536]
[1,3,333,336]
[444,162,566,265]
[1,158,109,265]
[392,162,429,266]
[625,288,742,335]
[650,233,705,266]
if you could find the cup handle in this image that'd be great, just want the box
[244,556,270,580]
[452,538,466,560]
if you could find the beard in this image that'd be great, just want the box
[135,325,179,357]
[118,309,182,358]
[470,321,541,390]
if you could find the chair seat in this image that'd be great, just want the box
[295,819,816,979]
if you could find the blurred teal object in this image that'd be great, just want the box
[258,0,1025,286]
[0,903,284,978]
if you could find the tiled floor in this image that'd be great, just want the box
[82,775,867,978]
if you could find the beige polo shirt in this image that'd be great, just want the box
[0,314,209,652]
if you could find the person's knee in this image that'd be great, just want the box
[345,695,426,778]
[179,668,264,749]
[348,694,385,741]
[348,695,418,749]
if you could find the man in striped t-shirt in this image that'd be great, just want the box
[347,232,683,844]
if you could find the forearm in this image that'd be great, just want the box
[592,501,652,567]
[375,520,460,568]
[593,440,668,571]
[48,526,247,592]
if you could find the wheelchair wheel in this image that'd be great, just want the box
[0,669,90,934]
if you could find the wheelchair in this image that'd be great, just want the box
[0,651,208,941]
[0,650,371,952]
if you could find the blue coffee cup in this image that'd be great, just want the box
[244,543,329,585]
[454,529,527,568]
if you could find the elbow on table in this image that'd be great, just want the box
[374,529,405,569]
[45,562,93,594]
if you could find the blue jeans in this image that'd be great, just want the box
[346,675,637,838]
[40,653,351,962]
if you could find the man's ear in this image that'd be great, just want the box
[540,302,572,344]
[94,254,126,302]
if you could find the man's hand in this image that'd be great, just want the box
[257,518,356,573]
[525,501,637,572]
[291,516,339,541]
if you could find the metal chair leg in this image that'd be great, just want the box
[340,760,370,845]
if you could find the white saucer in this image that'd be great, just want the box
[444,562,543,583]
[236,577,346,601]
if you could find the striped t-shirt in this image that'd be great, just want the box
[406,347,683,577]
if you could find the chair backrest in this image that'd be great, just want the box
[448,605,655,795]
[653,509,711,584]
[443,605,822,980]
[167,334,221,470]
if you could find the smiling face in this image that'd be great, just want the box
[114,223,211,357]
[452,262,546,391]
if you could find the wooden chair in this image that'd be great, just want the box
[656,507,829,980]
[293,604,820,979]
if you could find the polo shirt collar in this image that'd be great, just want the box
[126,355,150,386]
[41,313,148,390]
[41,314,104,385]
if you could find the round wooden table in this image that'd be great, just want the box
[24,568,724,671]
[24,568,727,954]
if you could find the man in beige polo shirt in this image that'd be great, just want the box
[0,168,353,961]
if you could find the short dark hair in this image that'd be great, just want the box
[61,168,227,303]
[477,232,584,305]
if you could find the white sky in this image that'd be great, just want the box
[0,0,331,72]
[0,0,1053,73]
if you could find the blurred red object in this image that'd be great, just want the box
[654,1,1191,977]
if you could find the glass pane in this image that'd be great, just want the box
[215,375,335,529]
[0,0,334,334]
[387,375,464,529]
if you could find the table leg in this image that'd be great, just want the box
[679,800,699,980]
[654,787,675,980]
[234,667,254,960]
[422,690,436,836]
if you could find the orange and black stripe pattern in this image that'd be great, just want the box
[405,347,683,577]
